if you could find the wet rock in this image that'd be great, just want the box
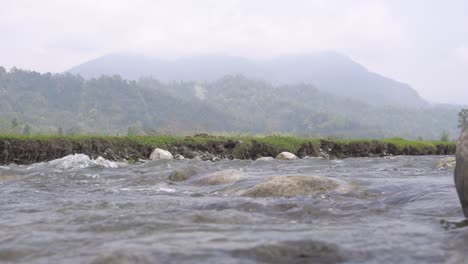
[199,151,221,161]
[0,248,29,262]
[185,150,221,161]
[95,156,124,168]
[275,152,299,160]
[319,148,331,159]
[149,148,173,160]
[192,169,246,186]
[168,166,199,182]
[174,154,185,160]
[455,128,468,217]
[232,240,347,264]
[436,157,456,168]
[240,175,348,197]
[256,157,275,161]
[91,251,152,264]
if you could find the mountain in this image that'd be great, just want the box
[0,67,460,139]
[69,53,428,107]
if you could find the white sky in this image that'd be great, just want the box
[1,0,467,104]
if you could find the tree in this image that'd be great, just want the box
[440,130,450,142]
[11,118,18,128]
[127,126,139,136]
[57,127,63,135]
[459,109,468,130]
[66,126,81,135]
[127,122,143,136]
[23,124,31,135]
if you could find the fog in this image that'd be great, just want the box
[1,0,467,104]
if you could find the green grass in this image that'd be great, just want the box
[381,137,450,152]
[0,134,455,157]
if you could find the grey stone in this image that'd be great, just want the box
[149,148,173,160]
[275,152,299,160]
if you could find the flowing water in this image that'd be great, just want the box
[0,155,467,264]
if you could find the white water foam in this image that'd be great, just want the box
[119,184,176,193]
[47,154,123,170]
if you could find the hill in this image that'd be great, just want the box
[68,53,428,107]
[0,67,460,139]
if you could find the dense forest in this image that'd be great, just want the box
[0,66,462,139]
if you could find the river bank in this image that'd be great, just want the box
[0,135,455,165]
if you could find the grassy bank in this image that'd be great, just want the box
[0,134,456,165]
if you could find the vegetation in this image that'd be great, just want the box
[440,130,450,142]
[381,137,453,152]
[0,67,463,139]
[459,109,468,129]
[0,135,455,160]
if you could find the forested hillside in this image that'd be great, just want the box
[0,67,461,139]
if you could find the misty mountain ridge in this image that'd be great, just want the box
[68,52,428,107]
[0,66,460,139]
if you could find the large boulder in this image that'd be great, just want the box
[149,148,173,160]
[455,129,468,217]
[275,152,299,160]
[239,175,349,197]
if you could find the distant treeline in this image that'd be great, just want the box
[0,66,463,139]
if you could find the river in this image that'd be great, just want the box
[0,155,467,263]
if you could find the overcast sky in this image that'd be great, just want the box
[1,0,467,104]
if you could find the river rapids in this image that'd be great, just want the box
[0,155,467,263]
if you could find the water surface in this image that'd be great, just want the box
[0,155,467,263]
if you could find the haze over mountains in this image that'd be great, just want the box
[69,52,428,107]
[0,51,463,139]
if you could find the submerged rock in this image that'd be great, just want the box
[91,251,152,264]
[192,169,246,186]
[239,175,348,197]
[149,148,173,160]
[168,166,199,182]
[275,152,299,160]
[232,240,347,264]
[436,157,456,168]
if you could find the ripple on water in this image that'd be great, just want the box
[91,251,153,264]
[0,155,464,263]
[231,240,367,264]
